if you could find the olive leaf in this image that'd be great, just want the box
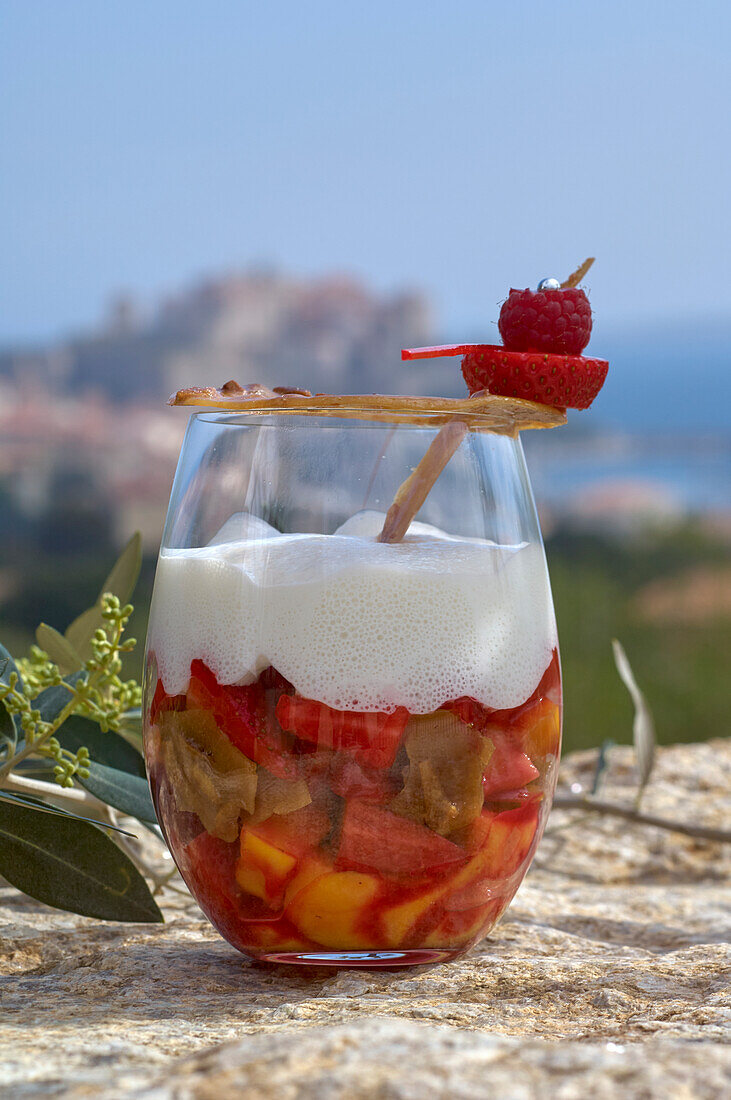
[65,532,142,659]
[77,762,157,823]
[612,638,656,806]
[55,715,146,777]
[0,798,163,922]
[35,623,82,674]
[0,789,136,835]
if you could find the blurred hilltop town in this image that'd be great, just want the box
[0,269,436,554]
[1,266,728,559]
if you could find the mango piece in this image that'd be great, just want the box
[380,882,448,947]
[519,699,561,759]
[239,920,311,953]
[422,899,502,949]
[236,830,297,906]
[286,871,380,948]
[283,856,332,908]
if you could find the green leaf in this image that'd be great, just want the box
[0,798,163,922]
[77,762,157,823]
[101,531,143,606]
[64,606,105,661]
[0,644,24,692]
[33,672,85,724]
[35,623,82,674]
[65,533,142,659]
[56,715,146,777]
[0,789,137,835]
[0,644,22,744]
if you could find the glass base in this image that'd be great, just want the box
[258,948,457,969]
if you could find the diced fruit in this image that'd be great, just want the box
[451,809,497,854]
[275,694,408,769]
[380,882,450,947]
[283,855,333,907]
[338,801,467,877]
[422,898,503,949]
[473,803,539,880]
[286,871,381,948]
[158,710,257,842]
[250,803,332,857]
[249,769,312,824]
[187,660,300,779]
[236,919,312,953]
[390,711,493,835]
[513,698,561,759]
[237,804,331,908]
[149,679,185,724]
[481,741,540,798]
[328,754,400,803]
[237,831,296,906]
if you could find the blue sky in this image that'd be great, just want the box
[2,0,731,344]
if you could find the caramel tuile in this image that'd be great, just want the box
[168,384,566,433]
[561,257,595,289]
[378,419,468,544]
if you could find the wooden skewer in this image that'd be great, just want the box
[378,419,468,544]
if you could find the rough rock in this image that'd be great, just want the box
[0,740,729,1098]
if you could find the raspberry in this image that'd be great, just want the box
[461,345,608,410]
[498,287,592,355]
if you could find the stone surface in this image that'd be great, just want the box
[0,740,729,1098]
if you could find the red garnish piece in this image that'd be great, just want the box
[401,344,478,360]
[499,287,592,354]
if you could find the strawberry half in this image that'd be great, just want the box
[402,344,608,411]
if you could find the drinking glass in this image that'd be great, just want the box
[144,411,561,967]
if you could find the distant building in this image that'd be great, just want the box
[0,269,435,403]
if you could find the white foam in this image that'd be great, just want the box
[149,515,557,713]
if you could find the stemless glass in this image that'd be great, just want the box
[143,411,561,968]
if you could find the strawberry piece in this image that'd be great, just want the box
[499,287,592,354]
[481,741,540,798]
[186,660,300,779]
[329,754,401,803]
[275,695,408,770]
[461,345,607,410]
[402,343,607,410]
[338,801,467,876]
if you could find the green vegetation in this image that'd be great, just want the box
[548,522,731,752]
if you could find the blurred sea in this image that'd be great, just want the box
[454,315,731,516]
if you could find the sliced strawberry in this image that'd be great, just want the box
[461,345,607,410]
[402,343,607,410]
[275,695,408,770]
[338,801,467,877]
